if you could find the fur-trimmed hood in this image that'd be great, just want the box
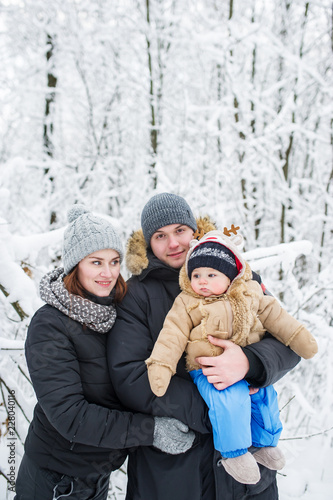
[125,216,217,276]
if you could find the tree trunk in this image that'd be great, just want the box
[146,0,158,189]
[44,33,57,225]
[0,284,28,321]
[44,33,57,160]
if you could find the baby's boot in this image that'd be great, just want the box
[253,446,286,470]
[220,451,261,484]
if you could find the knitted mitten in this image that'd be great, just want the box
[153,417,195,455]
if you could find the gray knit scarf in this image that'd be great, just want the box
[39,268,117,333]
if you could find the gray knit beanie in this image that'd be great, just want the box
[63,205,124,274]
[141,193,197,245]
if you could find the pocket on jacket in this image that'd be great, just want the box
[40,467,64,484]
[40,468,74,498]
[245,465,277,496]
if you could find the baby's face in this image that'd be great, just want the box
[190,267,231,297]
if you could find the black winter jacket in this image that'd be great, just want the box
[107,252,300,500]
[24,303,154,477]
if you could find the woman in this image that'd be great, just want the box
[14,205,195,500]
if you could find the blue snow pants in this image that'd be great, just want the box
[190,369,283,458]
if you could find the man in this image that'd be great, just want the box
[107,192,300,500]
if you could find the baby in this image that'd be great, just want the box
[146,230,318,485]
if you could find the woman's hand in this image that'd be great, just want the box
[195,335,250,390]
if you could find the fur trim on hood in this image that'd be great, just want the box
[125,216,217,276]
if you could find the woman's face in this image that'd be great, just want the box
[77,249,120,297]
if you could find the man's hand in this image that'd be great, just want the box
[195,336,250,390]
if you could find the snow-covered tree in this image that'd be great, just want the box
[0,1,332,498]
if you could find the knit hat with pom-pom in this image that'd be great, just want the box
[62,205,124,274]
[186,230,245,283]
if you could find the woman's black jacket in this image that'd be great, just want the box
[24,303,154,477]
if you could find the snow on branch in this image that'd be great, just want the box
[243,240,312,273]
[0,217,64,318]
[0,337,25,351]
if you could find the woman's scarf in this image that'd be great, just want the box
[39,268,117,333]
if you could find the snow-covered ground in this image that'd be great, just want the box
[278,434,333,500]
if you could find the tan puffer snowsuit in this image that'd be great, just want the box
[146,232,318,397]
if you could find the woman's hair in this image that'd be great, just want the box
[63,266,127,303]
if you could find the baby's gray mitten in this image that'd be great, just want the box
[153,417,195,455]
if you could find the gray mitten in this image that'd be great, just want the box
[153,416,195,455]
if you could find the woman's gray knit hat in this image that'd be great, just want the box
[63,205,124,274]
[141,193,197,245]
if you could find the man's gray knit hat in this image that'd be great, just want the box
[63,205,124,274]
[141,193,197,245]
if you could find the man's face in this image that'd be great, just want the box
[150,224,194,268]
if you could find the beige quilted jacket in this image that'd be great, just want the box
[146,258,318,396]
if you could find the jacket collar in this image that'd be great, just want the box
[138,249,180,282]
[125,216,217,277]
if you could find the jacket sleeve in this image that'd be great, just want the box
[244,333,301,387]
[243,274,302,387]
[25,307,154,449]
[146,294,192,373]
[257,293,318,359]
[107,286,210,434]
